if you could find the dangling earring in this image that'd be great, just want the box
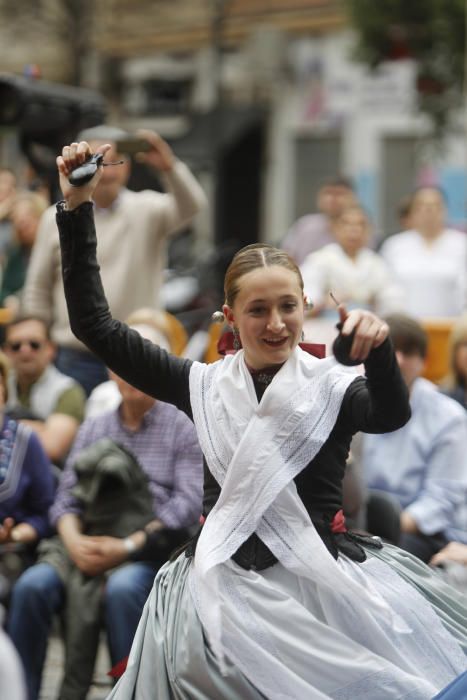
[301,330,305,342]
[233,327,241,351]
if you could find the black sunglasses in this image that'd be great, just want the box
[7,340,44,352]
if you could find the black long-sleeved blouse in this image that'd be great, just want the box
[56,201,411,569]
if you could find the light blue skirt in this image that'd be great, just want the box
[108,545,467,700]
[107,554,263,700]
[367,542,467,654]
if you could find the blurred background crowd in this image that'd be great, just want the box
[1,1,467,699]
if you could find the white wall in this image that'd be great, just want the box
[262,30,467,242]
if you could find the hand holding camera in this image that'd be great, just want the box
[114,131,174,171]
[131,129,175,172]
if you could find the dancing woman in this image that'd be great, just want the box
[56,142,467,700]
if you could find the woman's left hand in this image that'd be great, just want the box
[339,305,389,362]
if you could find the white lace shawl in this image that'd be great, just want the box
[188,347,407,667]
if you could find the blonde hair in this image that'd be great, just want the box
[442,315,467,390]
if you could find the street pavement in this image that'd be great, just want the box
[39,634,112,700]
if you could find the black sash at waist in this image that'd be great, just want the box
[182,511,383,571]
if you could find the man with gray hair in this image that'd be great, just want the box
[21,126,207,395]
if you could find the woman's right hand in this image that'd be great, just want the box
[56,141,112,210]
[337,304,389,362]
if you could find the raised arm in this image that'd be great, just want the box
[56,141,192,414]
[21,206,57,322]
[136,129,207,236]
[336,305,411,434]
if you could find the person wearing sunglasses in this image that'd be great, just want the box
[3,315,86,466]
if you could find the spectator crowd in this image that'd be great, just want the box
[285,175,467,591]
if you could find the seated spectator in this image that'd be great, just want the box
[440,314,467,410]
[0,351,54,603]
[86,308,173,418]
[4,315,85,466]
[7,342,203,700]
[361,313,467,563]
[300,205,404,317]
[0,193,48,312]
[282,176,356,265]
[380,187,467,318]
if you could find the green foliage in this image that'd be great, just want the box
[345,0,466,134]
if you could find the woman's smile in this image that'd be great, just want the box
[263,336,288,347]
[223,265,305,370]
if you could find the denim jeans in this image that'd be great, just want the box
[7,561,157,700]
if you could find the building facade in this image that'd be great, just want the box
[1,0,466,249]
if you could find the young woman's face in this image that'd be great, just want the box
[224,266,304,370]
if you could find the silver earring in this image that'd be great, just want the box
[211,310,225,323]
[301,330,305,342]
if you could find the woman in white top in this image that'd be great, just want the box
[380,187,467,319]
